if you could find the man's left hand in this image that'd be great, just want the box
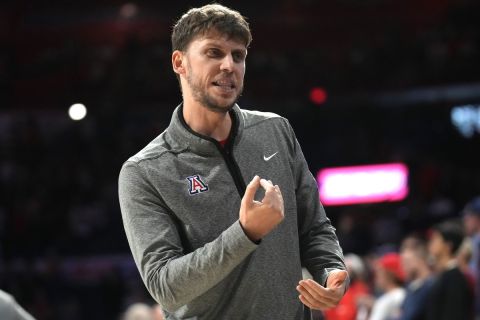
[296,269,348,310]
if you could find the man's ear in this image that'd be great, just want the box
[172,50,185,76]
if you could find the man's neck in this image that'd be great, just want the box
[183,101,232,141]
[383,283,401,293]
[417,266,432,281]
[409,267,431,289]
[436,255,456,272]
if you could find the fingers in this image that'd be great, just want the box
[244,177,283,210]
[260,179,283,205]
[239,176,283,242]
[273,185,283,201]
[298,292,332,310]
[297,287,333,310]
[302,280,338,304]
[299,294,316,310]
[242,175,260,206]
[259,178,275,191]
[296,279,340,310]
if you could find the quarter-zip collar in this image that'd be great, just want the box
[167,103,243,157]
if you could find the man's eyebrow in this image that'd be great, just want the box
[233,48,247,55]
[202,40,247,50]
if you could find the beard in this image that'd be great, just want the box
[186,69,243,114]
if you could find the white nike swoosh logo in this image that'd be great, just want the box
[263,152,278,161]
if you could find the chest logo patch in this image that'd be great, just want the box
[186,175,209,195]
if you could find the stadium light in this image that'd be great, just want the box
[309,87,328,105]
[451,104,480,138]
[68,103,87,121]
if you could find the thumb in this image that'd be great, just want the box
[326,270,348,289]
[242,175,260,207]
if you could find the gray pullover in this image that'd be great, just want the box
[0,290,36,320]
[118,105,346,319]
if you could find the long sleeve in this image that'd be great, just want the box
[0,290,36,320]
[118,161,258,312]
[286,122,346,286]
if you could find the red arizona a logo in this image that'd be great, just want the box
[186,175,209,195]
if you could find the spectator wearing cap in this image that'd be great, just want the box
[427,220,474,320]
[463,196,480,318]
[367,253,406,320]
[397,235,434,320]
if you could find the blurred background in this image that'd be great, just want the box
[1,0,479,319]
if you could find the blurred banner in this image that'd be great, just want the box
[317,163,409,206]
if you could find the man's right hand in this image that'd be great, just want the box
[239,175,285,242]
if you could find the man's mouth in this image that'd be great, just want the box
[212,80,235,89]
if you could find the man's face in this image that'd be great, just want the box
[178,30,247,113]
[428,231,448,260]
[374,266,390,291]
[463,213,480,236]
[400,249,420,281]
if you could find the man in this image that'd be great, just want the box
[397,236,434,320]
[368,253,406,320]
[463,196,480,319]
[118,4,347,320]
[426,220,474,320]
[119,4,348,319]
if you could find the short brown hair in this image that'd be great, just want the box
[171,4,252,52]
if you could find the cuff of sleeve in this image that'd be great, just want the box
[313,270,330,287]
[238,220,262,245]
[222,221,259,257]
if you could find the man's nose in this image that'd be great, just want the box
[220,55,234,72]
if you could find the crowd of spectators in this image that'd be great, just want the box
[322,202,480,320]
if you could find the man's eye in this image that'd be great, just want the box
[207,49,221,57]
[233,52,245,62]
